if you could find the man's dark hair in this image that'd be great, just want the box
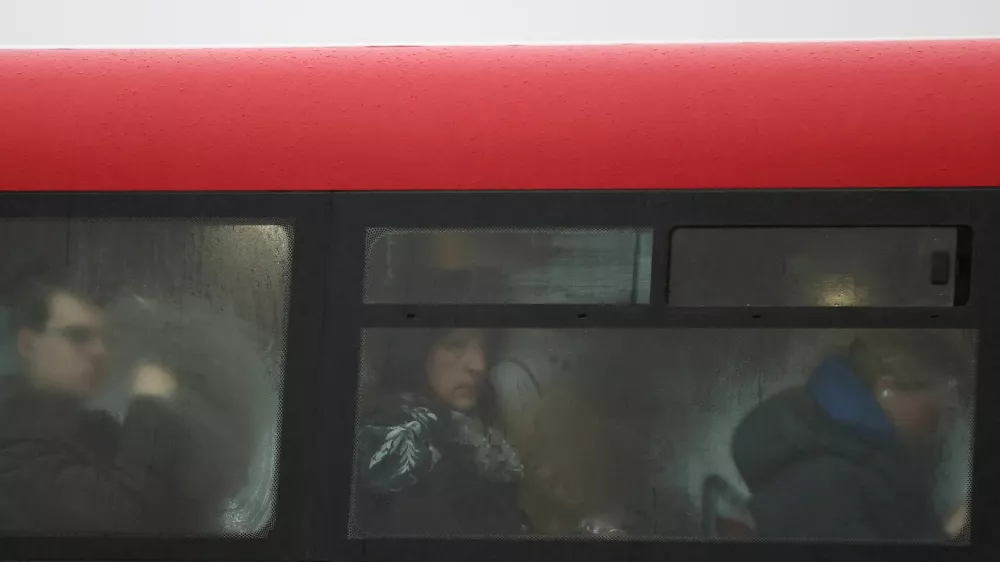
[9,269,95,332]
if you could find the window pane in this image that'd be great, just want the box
[353,328,974,543]
[365,229,653,304]
[0,220,288,536]
[669,227,964,307]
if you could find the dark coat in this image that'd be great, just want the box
[731,358,944,542]
[353,395,527,536]
[0,376,184,534]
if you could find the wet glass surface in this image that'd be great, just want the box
[670,228,961,307]
[353,328,974,543]
[0,220,288,536]
[365,229,653,304]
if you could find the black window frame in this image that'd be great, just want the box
[665,225,972,307]
[0,188,996,562]
[326,189,998,562]
[0,192,331,562]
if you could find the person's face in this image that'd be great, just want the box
[425,329,488,412]
[18,292,109,399]
[876,374,959,446]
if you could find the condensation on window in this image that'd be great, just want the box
[0,220,288,536]
[669,227,962,307]
[353,328,974,543]
[364,229,653,304]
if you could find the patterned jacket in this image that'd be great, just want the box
[353,394,526,536]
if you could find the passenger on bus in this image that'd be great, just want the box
[0,273,184,533]
[354,328,528,535]
[731,332,969,541]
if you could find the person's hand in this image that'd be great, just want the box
[131,362,178,399]
[945,500,970,539]
[578,513,627,536]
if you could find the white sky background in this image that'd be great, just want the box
[0,0,998,47]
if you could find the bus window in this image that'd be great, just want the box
[365,229,653,304]
[351,328,973,543]
[0,219,287,536]
[670,227,968,307]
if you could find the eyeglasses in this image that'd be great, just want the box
[898,377,962,404]
[46,325,107,348]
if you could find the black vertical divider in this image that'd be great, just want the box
[649,227,670,306]
[320,194,370,561]
[967,206,1000,555]
[955,227,974,307]
[286,193,337,561]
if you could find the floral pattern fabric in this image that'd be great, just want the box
[357,393,523,494]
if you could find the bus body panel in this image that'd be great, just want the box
[1,41,998,191]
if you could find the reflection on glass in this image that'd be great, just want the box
[365,229,653,304]
[0,220,288,536]
[352,328,974,543]
[670,227,960,307]
[812,274,869,307]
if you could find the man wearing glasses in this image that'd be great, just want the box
[0,273,180,533]
[731,331,970,542]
